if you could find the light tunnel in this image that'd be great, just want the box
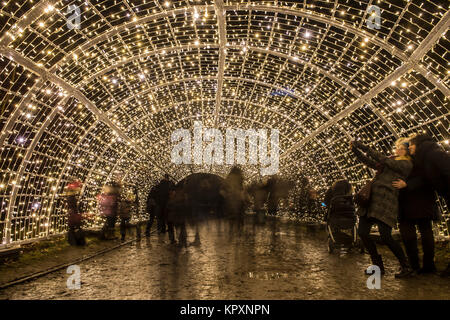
[0,0,449,246]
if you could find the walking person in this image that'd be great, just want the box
[403,134,450,277]
[351,138,413,277]
[266,176,279,216]
[156,174,175,234]
[145,183,159,236]
[224,166,246,231]
[118,188,137,241]
[248,178,269,223]
[393,159,438,274]
[145,174,175,236]
[64,180,85,246]
[166,187,188,247]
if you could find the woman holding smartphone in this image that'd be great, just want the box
[351,139,413,278]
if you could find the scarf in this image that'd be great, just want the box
[394,155,412,161]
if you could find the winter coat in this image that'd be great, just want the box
[118,199,134,219]
[155,179,175,206]
[66,195,82,228]
[398,163,439,221]
[223,172,245,217]
[97,193,120,217]
[352,142,412,227]
[413,140,450,206]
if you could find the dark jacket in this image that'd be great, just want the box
[414,140,450,206]
[67,195,82,228]
[224,171,245,217]
[119,200,133,219]
[155,179,175,206]
[398,163,438,221]
[166,191,186,225]
[146,185,159,213]
[352,141,413,227]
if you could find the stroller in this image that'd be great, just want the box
[325,195,358,253]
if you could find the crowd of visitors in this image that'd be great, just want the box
[63,133,449,277]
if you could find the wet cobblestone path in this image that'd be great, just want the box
[1,217,449,300]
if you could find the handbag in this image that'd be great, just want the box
[355,179,374,208]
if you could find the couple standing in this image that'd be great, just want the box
[351,134,449,277]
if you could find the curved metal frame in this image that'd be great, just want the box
[1,1,449,245]
[282,9,450,158]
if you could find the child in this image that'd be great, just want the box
[64,180,85,246]
[118,190,136,241]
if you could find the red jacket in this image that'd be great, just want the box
[97,193,119,217]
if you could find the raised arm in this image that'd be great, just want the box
[354,141,388,163]
[352,145,378,170]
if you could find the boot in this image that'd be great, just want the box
[136,225,141,240]
[168,230,176,244]
[418,266,437,274]
[192,233,201,246]
[366,254,385,275]
[395,260,414,278]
